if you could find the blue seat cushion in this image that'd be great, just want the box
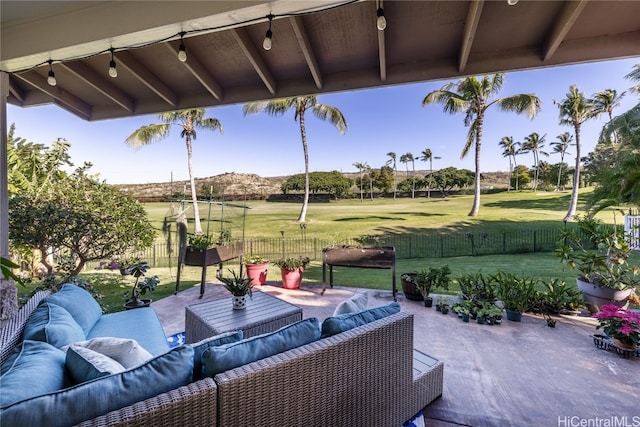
[87,308,169,356]
[190,330,243,381]
[22,302,85,348]
[201,318,320,378]
[0,340,68,408]
[1,345,194,427]
[321,302,401,338]
[45,284,103,335]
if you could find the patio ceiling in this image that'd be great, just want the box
[2,0,640,122]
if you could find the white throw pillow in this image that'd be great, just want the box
[68,337,153,369]
[332,292,369,316]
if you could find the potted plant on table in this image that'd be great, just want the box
[275,256,310,290]
[220,269,253,310]
[413,265,452,308]
[556,216,640,313]
[124,260,159,310]
[593,304,640,350]
[244,255,270,286]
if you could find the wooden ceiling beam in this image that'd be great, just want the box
[459,0,484,74]
[231,28,277,96]
[14,71,92,120]
[163,42,224,101]
[542,0,588,62]
[61,61,135,113]
[288,16,323,90]
[116,50,178,107]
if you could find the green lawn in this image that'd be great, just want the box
[18,187,637,313]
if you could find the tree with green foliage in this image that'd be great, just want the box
[400,152,416,199]
[385,152,398,199]
[371,165,395,195]
[521,132,548,192]
[419,148,440,199]
[554,85,597,221]
[512,165,531,190]
[499,136,518,192]
[244,96,347,223]
[430,167,474,197]
[550,132,573,191]
[125,108,223,235]
[353,161,368,201]
[10,172,155,276]
[281,171,352,200]
[423,73,541,216]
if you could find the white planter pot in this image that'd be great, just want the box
[232,295,247,310]
[576,278,633,313]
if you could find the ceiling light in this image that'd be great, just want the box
[507,0,519,5]
[263,14,274,51]
[108,48,118,78]
[376,7,387,31]
[47,60,56,86]
[178,32,187,62]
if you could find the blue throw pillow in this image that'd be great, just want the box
[0,340,68,408]
[190,330,243,381]
[321,302,401,338]
[65,345,126,384]
[201,318,320,378]
[332,292,369,316]
[1,345,195,427]
[45,284,102,335]
[23,302,85,348]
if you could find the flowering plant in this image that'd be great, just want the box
[593,304,640,348]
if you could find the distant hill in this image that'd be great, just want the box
[116,170,510,201]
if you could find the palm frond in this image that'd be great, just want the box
[494,94,541,118]
[461,121,478,159]
[198,118,224,134]
[312,104,347,134]
[125,124,171,147]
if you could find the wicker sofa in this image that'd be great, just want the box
[1,289,443,427]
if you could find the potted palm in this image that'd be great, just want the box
[556,216,640,313]
[275,256,310,290]
[124,260,160,310]
[244,255,270,286]
[493,271,536,322]
[219,269,253,310]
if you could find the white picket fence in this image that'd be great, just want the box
[625,215,640,250]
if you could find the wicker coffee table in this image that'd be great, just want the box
[185,291,303,343]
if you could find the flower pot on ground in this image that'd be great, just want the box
[414,266,452,307]
[275,257,310,290]
[244,255,269,286]
[123,260,159,310]
[593,304,640,349]
[556,215,640,313]
[219,269,253,310]
[505,309,522,322]
[494,271,536,322]
[400,273,422,301]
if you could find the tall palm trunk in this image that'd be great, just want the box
[564,124,581,221]
[469,116,483,217]
[185,135,203,234]
[556,153,564,191]
[533,151,539,192]
[507,157,512,193]
[428,159,433,199]
[393,167,397,199]
[411,160,416,199]
[297,111,310,223]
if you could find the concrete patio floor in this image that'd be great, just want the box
[153,281,640,427]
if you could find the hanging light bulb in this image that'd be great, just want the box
[263,14,274,51]
[376,7,387,31]
[47,60,57,86]
[108,48,118,78]
[507,0,519,5]
[178,32,187,62]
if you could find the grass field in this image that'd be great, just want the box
[18,187,638,313]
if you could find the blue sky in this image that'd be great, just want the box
[7,57,639,185]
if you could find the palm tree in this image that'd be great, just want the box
[365,164,374,201]
[244,96,347,223]
[353,161,368,202]
[499,136,517,192]
[422,73,541,216]
[419,148,440,198]
[626,64,640,94]
[400,152,415,198]
[593,89,626,144]
[550,132,573,191]
[554,85,597,221]
[126,108,223,235]
[521,132,548,192]
[385,152,398,199]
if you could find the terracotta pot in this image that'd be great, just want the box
[246,262,269,286]
[576,278,633,314]
[281,268,303,289]
[613,338,637,350]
